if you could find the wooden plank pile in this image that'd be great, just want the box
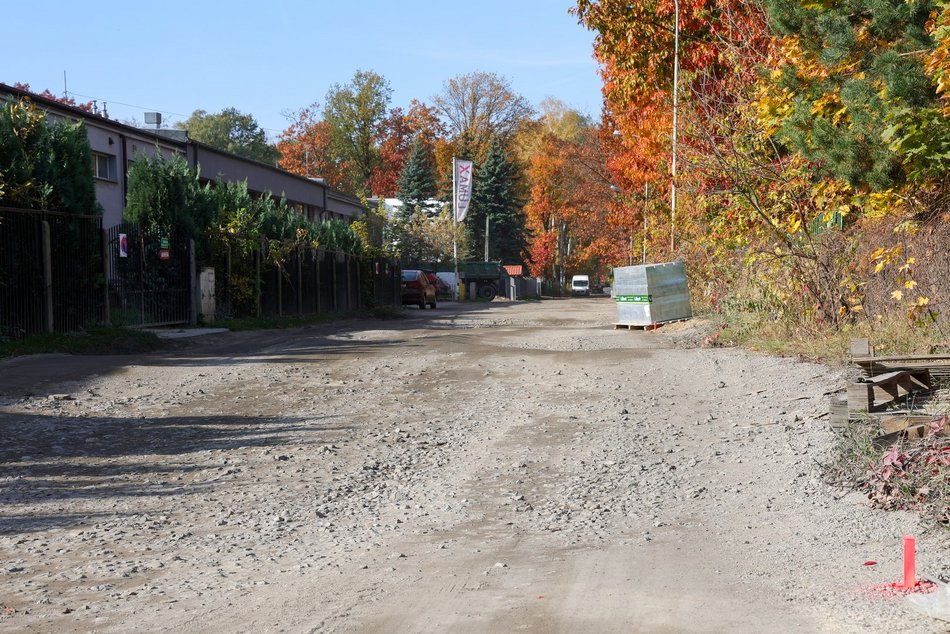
[830,338,950,445]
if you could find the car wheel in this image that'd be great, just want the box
[418,298,426,309]
[430,298,437,309]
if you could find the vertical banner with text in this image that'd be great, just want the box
[454,159,473,223]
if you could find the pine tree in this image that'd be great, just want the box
[765,0,938,191]
[467,137,526,262]
[396,137,436,219]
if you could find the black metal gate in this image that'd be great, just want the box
[106,223,192,327]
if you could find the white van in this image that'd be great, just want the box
[571,275,590,296]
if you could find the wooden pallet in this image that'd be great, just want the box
[873,420,948,448]
[614,323,652,330]
[846,369,933,413]
[852,353,950,380]
[614,318,690,331]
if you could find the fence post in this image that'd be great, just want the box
[189,239,197,326]
[297,249,303,316]
[393,259,399,308]
[42,220,54,332]
[226,243,232,316]
[276,265,283,316]
[316,251,322,314]
[345,254,352,312]
[255,243,262,318]
[101,228,111,326]
[356,256,362,311]
[332,253,338,312]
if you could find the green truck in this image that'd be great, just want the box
[458,261,504,300]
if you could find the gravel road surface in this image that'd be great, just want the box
[0,299,946,632]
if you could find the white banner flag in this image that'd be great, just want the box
[454,159,473,222]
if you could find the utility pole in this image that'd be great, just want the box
[670,0,680,254]
[643,183,649,264]
[484,215,489,261]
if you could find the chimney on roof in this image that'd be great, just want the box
[144,112,162,129]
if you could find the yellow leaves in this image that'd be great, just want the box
[755,91,794,136]
[871,245,903,273]
[891,289,904,301]
[904,280,918,290]
[811,93,848,125]
[894,220,920,235]
[917,295,931,307]
[786,217,802,234]
[863,189,903,219]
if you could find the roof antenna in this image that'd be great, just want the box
[63,70,68,99]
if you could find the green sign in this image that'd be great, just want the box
[160,237,169,249]
[616,294,652,304]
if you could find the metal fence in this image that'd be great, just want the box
[2,210,400,338]
[105,223,193,327]
[211,237,400,321]
[0,207,105,339]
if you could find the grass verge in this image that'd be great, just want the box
[708,305,950,366]
[822,418,950,527]
[0,327,162,358]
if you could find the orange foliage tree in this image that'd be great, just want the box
[277,103,349,191]
[574,0,770,258]
[367,100,445,197]
[523,117,624,285]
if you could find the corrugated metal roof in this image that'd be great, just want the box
[503,265,524,276]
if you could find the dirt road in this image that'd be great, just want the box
[0,299,946,632]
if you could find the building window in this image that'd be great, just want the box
[93,153,118,182]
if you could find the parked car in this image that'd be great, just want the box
[402,269,437,309]
[422,270,451,297]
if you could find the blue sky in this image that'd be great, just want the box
[3,1,603,139]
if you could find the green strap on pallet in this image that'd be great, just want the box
[615,294,652,303]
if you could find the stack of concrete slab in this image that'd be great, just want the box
[613,261,692,327]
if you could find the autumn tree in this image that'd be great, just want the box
[433,72,534,165]
[277,103,348,190]
[12,83,97,113]
[368,100,446,197]
[522,99,620,285]
[322,70,393,196]
[391,206,462,267]
[176,108,279,165]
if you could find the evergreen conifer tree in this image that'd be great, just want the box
[765,0,937,191]
[396,137,436,219]
[467,137,526,262]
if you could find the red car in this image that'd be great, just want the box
[401,269,437,309]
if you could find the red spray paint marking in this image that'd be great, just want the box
[863,580,935,599]
[904,535,916,590]
[653,321,658,332]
